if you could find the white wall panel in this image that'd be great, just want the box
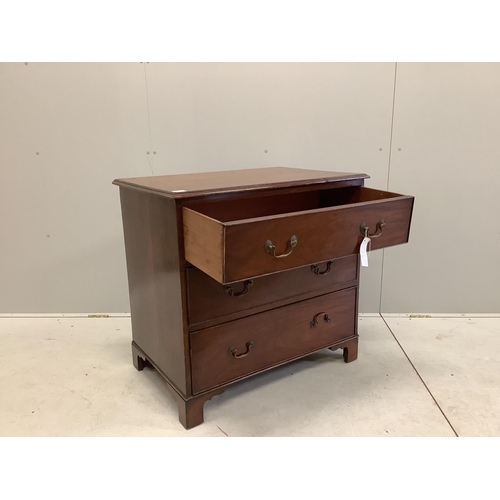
[0,63,151,312]
[382,63,500,313]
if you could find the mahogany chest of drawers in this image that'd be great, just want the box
[113,167,414,429]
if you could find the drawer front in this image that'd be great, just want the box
[224,196,413,283]
[183,187,414,284]
[190,287,357,394]
[187,255,357,328]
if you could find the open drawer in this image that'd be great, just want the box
[183,186,414,284]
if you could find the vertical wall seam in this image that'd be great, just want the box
[379,62,398,313]
[386,62,398,192]
[143,63,155,175]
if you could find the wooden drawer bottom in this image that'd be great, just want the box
[190,287,357,394]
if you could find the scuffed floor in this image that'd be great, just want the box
[0,315,498,436]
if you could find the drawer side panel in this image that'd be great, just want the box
[183,207,225,283]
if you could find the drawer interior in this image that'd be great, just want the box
[183,185,413,284]
[186,186,403,223]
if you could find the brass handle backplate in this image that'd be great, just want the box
[229,341,254,359]
[310,312,331,328]
[360,219,386,238]
[311,261,334,275]
[264,235,298,258]
[224,280,253,297]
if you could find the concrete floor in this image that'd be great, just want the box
[0,315,498,436]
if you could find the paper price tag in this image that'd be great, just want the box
[360,237,371,267]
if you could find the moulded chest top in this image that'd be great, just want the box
[112,166,369,199]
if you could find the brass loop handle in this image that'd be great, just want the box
[311,261,334,275]
[310,312,331,328]
[224,280,253,297]
[360,219,386,239]
[229,341,254,359]
[264,235,298,259]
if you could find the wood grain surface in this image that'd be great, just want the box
[113,166,369,198]
[183,186,414,283]
[187,255,358,328]
[190,287,357,394]
[119,188,189,394]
